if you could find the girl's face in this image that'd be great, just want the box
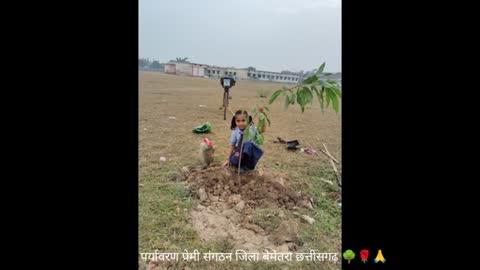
[235,114,247,129]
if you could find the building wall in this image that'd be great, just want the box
[205,67,226,78]
[192,64,207,77]
[235,69,249,80]
[247,70,300,83]
[164,61,303,83]
[164,63,176,74]
[204,67,248,80]
[175,63,193,76]
[221,68,235,77]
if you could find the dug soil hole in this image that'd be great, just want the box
[179,165,315,253]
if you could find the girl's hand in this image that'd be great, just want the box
[222,160,230,167]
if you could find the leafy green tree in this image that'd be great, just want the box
[266,63,342,189]
[239,62,341,175]
[343,249,355,264]
[139,58,151,68]
[150,60,162,69]
[269,62,341,113]
[175,57,189,63]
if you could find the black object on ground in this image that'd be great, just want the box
[286,140,300,150]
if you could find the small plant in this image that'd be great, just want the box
[269,62,341,113]
[242,105,271,146]
[267,63,342,190]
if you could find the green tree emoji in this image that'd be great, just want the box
[343,249,355,264]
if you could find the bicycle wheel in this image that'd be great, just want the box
[223,90,228,120]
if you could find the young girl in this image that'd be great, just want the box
[223,110,264,172]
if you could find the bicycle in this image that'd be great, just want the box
[220,76,236,120]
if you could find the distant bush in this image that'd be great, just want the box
[139,58,151,68]
[149,61,163,69]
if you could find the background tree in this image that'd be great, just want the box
[149,60,162,69]
[175,57,190,63]
[139,58,151,68]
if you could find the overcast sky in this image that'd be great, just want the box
[139,0,341,73]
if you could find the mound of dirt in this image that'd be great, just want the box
[179,165,314,253]
[182,165,313,210]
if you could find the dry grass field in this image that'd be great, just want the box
[139,71,341,269]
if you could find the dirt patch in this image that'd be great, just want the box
[180,165,313,252]
[183,165,313,210]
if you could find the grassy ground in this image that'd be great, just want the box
[139,72,341,269]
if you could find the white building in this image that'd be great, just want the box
[247,70,300,83]
[164,61,302,83]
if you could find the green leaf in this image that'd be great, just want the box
[332,87,342,97]
[332,92,340,113]
[311,85,319,97]
[254,133,264,145]
[312,85,324,111]
[264,106,270,112]
[326,88,340,113]
[317,62,326,74]
[269,89,283,104]
[325,88,331,108]
[296,88,306,113]
[296,88,302,104]
[303,74,318,84]
[243,130,250,141]
[258,113,266,127]
[320,87,325,111]
[260,111,271,126]
[249,125,256,138]
[257,118,265,133]
[327,79,338,85]
[284,95,290,111]
[303,86,314,104]
[319,80,334,89]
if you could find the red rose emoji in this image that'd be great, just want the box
[360,249,369,263]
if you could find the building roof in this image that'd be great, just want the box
[165,61,300,75]
[252,70,300,76]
